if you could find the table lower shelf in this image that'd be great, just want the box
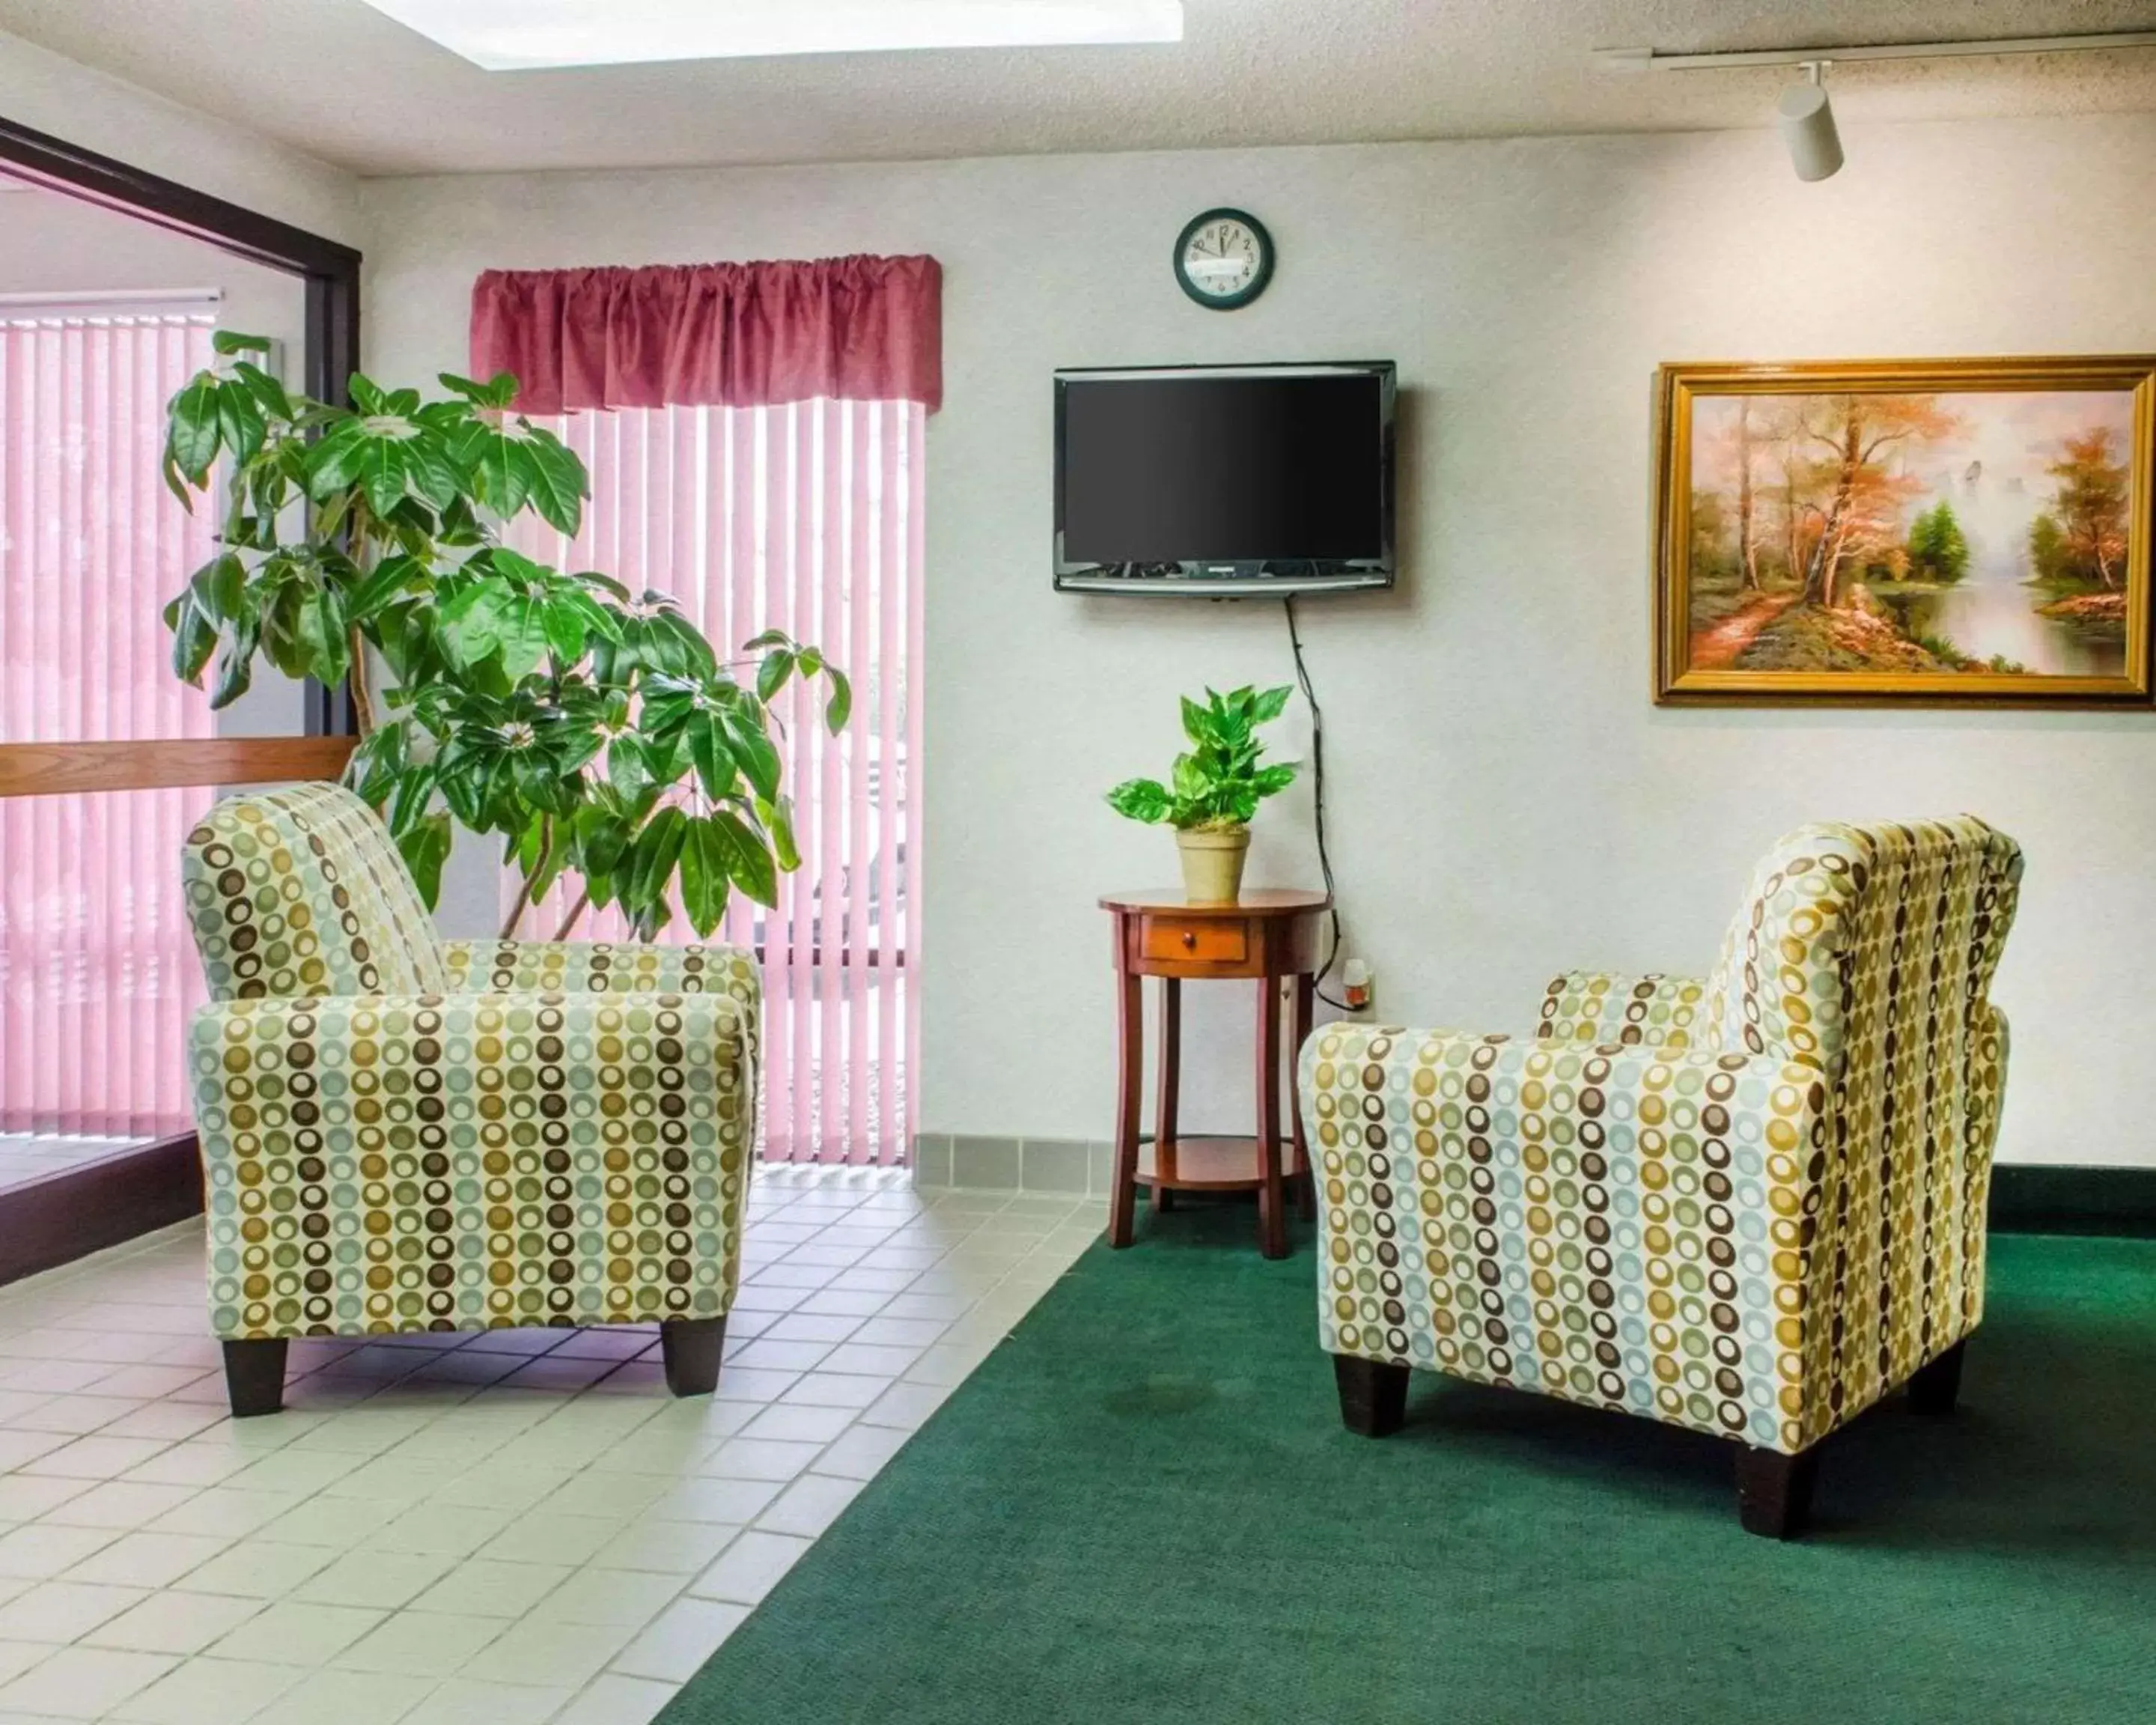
[1134,1134,1306,1194]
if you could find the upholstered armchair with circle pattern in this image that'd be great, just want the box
[1300,816,2022,1536]
[181,782,758,1416]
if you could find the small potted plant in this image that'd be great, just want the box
[1106,685,1297,903]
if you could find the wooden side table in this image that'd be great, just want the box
[1100,888,1330,1259]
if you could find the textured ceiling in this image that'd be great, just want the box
[4,0,2156,176]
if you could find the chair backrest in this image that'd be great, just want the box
[1709,818,2023,1446]
[182,782,448,1000]
[1705,816,2022,1084]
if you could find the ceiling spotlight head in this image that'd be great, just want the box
[1777,61,1844,181]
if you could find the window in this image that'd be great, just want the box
[0,301,217,1142]
[513,398,923,1165]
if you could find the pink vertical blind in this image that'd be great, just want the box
[512,400,923,1166]
[0,307,216,1138]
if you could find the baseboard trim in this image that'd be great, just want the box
[0,1134,205,1289]
[915,1140,2156,1238]
[1989,1164,2156,1238]
[913,1134,1112,1199]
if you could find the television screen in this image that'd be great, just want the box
[1054,363,1393,594]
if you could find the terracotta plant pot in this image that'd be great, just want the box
[1176,825,1249,904]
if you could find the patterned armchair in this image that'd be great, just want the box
[181,783,758,1416]
[1301,817,2022,1536]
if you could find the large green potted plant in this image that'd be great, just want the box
[1106,684,1297,903]
[159,332,849,940]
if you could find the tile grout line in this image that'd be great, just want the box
[0,1166,1105,1724]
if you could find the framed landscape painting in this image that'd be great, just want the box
[1654,356,2156,706]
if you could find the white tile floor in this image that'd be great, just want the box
[0,1169,1102,1724]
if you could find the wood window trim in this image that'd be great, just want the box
[0,737,357,800]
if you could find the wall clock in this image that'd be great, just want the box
[1173,207,1274,310]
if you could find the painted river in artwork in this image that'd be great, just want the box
[1867,462,2125,677]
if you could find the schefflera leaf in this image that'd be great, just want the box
[153,331,858,934]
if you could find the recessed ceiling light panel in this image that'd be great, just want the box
[357,0,1184,70]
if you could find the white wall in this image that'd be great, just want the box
[362,112,2156,1168]
[0,27,359,243]
[0,179,301,334]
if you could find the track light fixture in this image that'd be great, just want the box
[1776,61,1842,182]
[1596,27,2156,181]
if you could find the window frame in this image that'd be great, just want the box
[0,111,363,797]
[0,112,362,1282]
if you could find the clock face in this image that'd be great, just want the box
[1174,209,1273,309]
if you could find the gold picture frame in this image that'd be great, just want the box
[1654,356,2156,707]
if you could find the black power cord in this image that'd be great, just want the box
[1284,596,1350,1011]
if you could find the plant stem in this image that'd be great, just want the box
[341,502,380,737]
[499,816,553,940]
[347,630,377,734]
[551,889,591,942]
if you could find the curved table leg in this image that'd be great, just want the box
[1291,972,1317,1222]
[1154,976,1181,1211]
[1108,967,1142,1248]
[1255,976,1287,1259]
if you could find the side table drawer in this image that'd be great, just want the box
[1141,916,1248,965]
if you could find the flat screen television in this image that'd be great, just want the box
[1053,361,1395,597]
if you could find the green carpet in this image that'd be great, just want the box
[663,1209,2156,1724]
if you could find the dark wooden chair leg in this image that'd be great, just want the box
[1907,1339,1966,1416]
[222,1338,289,1418]
[1333,1355,1410,1438]
[661,1316,727,1396]
[1735,1444,1818,1539]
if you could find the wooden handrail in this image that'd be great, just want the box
[0,737,356,799]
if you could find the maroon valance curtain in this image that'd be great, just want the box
[469,254,943,415]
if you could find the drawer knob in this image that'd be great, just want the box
[1181,931,1196,949]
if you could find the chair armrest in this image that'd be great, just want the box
[187,988,755,1339]
[442,939,759,1011]
[1301,1021,1827,1450]
[1960,1001,2012,1324]
[1537,972,1711,1048]
[1968,1002,2009,1171]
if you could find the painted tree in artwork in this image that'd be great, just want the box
[1735,398,1760,589]
[1821,457,1927,591]
[1688,487,1734,576]
[2033,426,2130,590]
[2029,511,2071,583]
[1793,395,1963,609]
[1906,499,1971,583]
[1698,396,1794,591]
